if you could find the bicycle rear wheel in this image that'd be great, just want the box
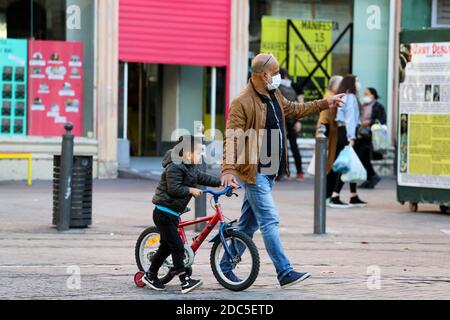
[135,226,173,284]
[210,230,260,291]
[135,226,192,284]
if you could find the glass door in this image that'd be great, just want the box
[127,63,162,156]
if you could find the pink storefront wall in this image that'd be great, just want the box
[119,0,231,116]
[119,0,231,66]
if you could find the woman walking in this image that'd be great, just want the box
[357,87,386,189]
[321,75,367,208]
[319,75,342,199]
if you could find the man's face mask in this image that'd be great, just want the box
[266,73,281,90]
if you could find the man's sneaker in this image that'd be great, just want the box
[181,277,203,294]
[349,195,367,208]
[224,271,242,283]
[328,196,350,208]
[279,271,311,289]
[296,173,305,181]
[142,272,165,291]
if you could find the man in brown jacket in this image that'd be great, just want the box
[220,53,344,288]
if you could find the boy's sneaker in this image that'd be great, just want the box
[280,271,311,289]
[142,272,165,291]
[349,195,367,208]
[328,196,350,208]
[181,277,203,294]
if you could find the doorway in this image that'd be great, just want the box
[126,63,162,157]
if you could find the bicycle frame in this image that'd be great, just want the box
[177,201,225,253]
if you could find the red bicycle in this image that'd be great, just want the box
[133,186,260,291]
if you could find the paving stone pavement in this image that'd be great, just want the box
[0,177,449,300]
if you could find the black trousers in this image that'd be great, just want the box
[149,208,185,275]
[326,170,337,198]
[332,126,357,195]
[354,137,376,178]
[287,134,303,174]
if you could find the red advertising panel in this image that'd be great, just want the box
[28,40,83,136]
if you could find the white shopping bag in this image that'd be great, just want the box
[371,121,390,152]
[341,146,367,183]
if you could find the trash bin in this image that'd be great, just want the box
[53,155,93,228]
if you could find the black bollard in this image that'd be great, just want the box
[314,125,327,234]
[57,123,74,231]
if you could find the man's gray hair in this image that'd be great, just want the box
[328,75,343,91]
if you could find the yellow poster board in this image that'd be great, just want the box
[261,17,333,100]
[408,114,450,176]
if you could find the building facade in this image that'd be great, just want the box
[0,0,118,181]
[1,0,448,181]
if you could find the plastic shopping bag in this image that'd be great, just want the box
[371,121,390,152]
[341,146,367,183]
[332,145,352,174]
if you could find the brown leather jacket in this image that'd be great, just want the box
[222,81,329,184]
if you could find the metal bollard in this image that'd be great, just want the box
[57,123,74,231]
[314,125,327,234]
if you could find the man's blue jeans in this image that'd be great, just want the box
[220,173,293,281]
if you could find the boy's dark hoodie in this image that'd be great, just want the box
[152,149,221,213]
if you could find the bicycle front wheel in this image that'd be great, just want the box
[210,230,260,291]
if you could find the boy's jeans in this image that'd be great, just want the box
[220,173,293,281]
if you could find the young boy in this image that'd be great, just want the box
[143,135,222,294]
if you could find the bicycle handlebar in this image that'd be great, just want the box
[203,185,241,197]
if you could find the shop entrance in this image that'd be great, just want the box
[124,63,162,157]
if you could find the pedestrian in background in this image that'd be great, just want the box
[318,75,343,199]
[326,74,367,208]
[278,68,304,181]
[357,87,386,189]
